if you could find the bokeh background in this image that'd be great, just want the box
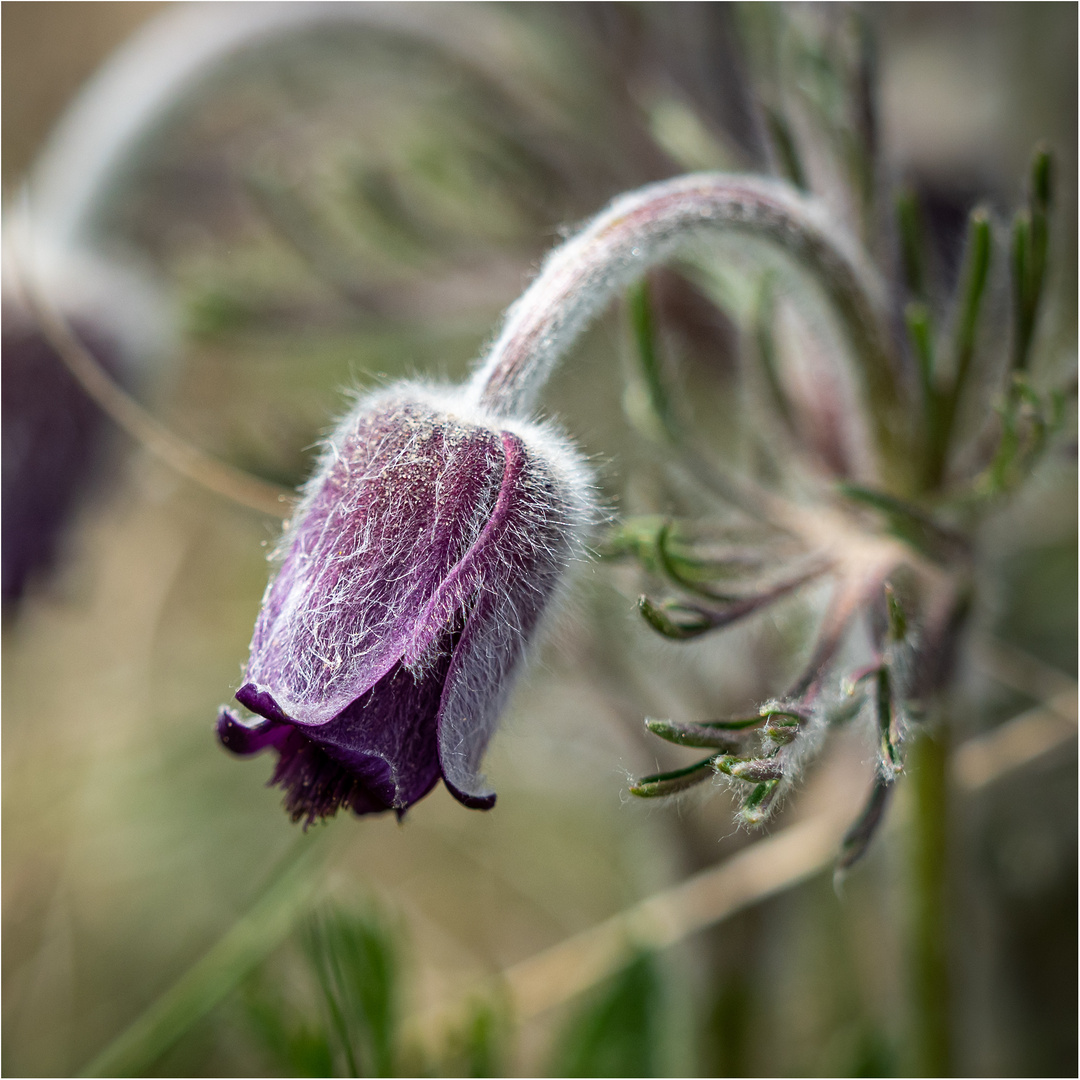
[3,4,1076,1076]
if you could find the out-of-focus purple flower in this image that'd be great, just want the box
[217,384,592,824]
[1,309,122,605]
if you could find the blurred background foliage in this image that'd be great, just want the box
[3,3,1076,1076]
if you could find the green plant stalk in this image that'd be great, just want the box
[907,726,951,1077]
[925,209,991,489]
[626,277,678,442]
[79,838,329,1078]
[895,190,929,301]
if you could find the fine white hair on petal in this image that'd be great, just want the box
[432,418,596,799]
[246,379,598,734]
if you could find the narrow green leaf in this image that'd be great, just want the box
[896,190,929,301]
[629,756,718,798]
[79,837,329,1078]
[548,953,663,1078]
[625,278,678,442]
[644,717,745,751]
[837,775,893,871]
[1028,145,1052,319]
[304,905,400,1078]
[905,302,935,398]
[1031,144,1053,209]
[1012,146,1055,372]
[925,207,991,487]
[655,522,739,601]
[949,208,992,391]
[637,595,718,640]
[764,105,808,191]
[713,756,785,782]
[876,667,901,775]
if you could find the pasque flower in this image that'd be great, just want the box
[218,384,592,824]
[220,172,901,827]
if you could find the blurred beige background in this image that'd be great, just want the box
[3,2,166,190]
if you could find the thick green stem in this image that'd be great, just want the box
[908,726,951,1077]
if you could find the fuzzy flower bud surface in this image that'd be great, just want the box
[218,384,592,824]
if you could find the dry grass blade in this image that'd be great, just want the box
[12,252,296,519]
[413,654,1076,1034]
[502,805,851,1021]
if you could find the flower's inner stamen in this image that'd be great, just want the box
[270,729,392,828]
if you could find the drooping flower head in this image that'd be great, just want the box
[218,384,593,824]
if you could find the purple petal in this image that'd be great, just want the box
[244,393,506,725]
[305,642,455,811]
[234,685,292,724]
[216,706,291,754]
[228,625,460,824]
[435,432,580,804]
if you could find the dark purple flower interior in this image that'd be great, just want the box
[219,621,493,825]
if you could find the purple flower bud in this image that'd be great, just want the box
[218,384,592,825]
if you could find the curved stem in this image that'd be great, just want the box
[467,173,907,479]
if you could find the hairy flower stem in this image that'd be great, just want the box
[907,726,951,1077]
[467,173,909,485]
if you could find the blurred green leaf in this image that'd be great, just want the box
[896,189,929,302]
[243,987,335,1078]
[304,905,400,1078]
[548,954,664,1078]
[763,104,808,191]
[79,837,329,1078]
[903,301,935,423]
[924,207,991,488]
[624,278,679,445]
[1012,145,1054,372]
[629,756,717,799]
[439,997,511,1078]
